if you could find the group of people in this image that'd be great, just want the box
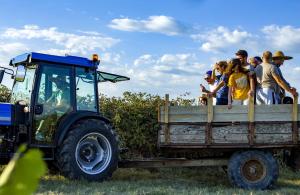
[200,49,298,108]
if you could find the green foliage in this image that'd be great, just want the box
[99,91,195,157]
[0,145,47,195]
[0,85,11,103]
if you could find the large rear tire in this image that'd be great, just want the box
[56,119,118,181]
[228,150,278,190]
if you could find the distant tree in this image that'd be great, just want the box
[0,85,11,102]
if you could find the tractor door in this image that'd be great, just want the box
[33,64,73,143]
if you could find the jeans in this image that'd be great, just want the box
[216,98,228,105]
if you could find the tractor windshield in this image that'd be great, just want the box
[10,65,36,105]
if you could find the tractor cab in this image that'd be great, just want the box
[0,52,129,166]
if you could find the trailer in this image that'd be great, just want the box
[143,94,299,189]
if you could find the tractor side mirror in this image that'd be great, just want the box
[0,70,4,83]
[15,65,26,82]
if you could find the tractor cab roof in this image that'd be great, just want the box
[10,52,99,68]
[9,52,130,83]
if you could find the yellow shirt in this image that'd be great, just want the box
[228,72,249,100]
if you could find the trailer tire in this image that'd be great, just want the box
[56,119,118,181]
[228,150,278,190]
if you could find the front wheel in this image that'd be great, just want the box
[57,119,118,181]
[228,150,278,190]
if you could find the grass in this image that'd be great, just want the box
[36,167,300,195]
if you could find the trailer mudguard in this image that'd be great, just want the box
[0,103,12,126]
[55,111,111,145]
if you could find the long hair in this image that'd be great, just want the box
[229,58,248,74]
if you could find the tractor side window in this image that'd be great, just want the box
[76,67,97,112]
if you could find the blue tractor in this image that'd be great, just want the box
[0,52,129,181]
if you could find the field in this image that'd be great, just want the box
[36,167,300,195]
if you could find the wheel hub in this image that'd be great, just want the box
[241,159,267,183]
[75,133,112,175]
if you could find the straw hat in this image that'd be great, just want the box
[272,51,293,60]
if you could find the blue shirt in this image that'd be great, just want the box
[216,74,229,99]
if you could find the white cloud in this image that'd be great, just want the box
[1,25,120,55]
[133,54,154,66]
[109,15,185,36]
[100,52,121,66]
[98,52,207,98]
[262,25,300,52]
[0,42,28,64]
[191,26,253,53]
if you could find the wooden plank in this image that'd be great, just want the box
[118,158,228,168]
[255,134,292,144]
[248,96,255,122]
[160,104,297,123]
[160,106,207,123]
[292,97,298,121]
[248,96,255,145]
[255,123,292,134]
[213,105,248,122]
[159,135,205,144]
[164,94,169,124]
[207,97,213,122]
[164,94,170,143]
[160,125,206,135]
[292,97,298,143]
[206,97,213,144]
[298,104,300,121]
[212,124,248,144]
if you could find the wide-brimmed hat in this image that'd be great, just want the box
[272,51,293,60]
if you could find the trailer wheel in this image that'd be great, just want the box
[57,119,118,181]
[228,150,278,190]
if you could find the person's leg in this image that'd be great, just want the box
[256,88,265,105]
[261,88,274,105]
[216,98,228,105]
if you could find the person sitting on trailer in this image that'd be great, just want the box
[249,56,262,69]
[272,51,296,104]
[200,69,219,105]
[255,51,297,105]
[207,61,229,105]
[227,58,253,109]
[235,49,254,71]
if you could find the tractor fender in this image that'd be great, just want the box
[55,111,111,146]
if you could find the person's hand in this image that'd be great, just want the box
[200,84,206,92]
[228,103,232,109]
[248,90,254,97]
[290,87,298,97]
[208,91,215,98]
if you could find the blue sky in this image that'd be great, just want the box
[1,0,300,98]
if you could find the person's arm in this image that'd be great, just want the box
[273,74,297,96]
[248,73,255,97]
[200,84,210,93]
[228,87,233,109]
[211,65,217,82]
[277,67,291,88]
[208,81,224,97]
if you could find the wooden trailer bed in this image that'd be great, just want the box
[158,95,299,148]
